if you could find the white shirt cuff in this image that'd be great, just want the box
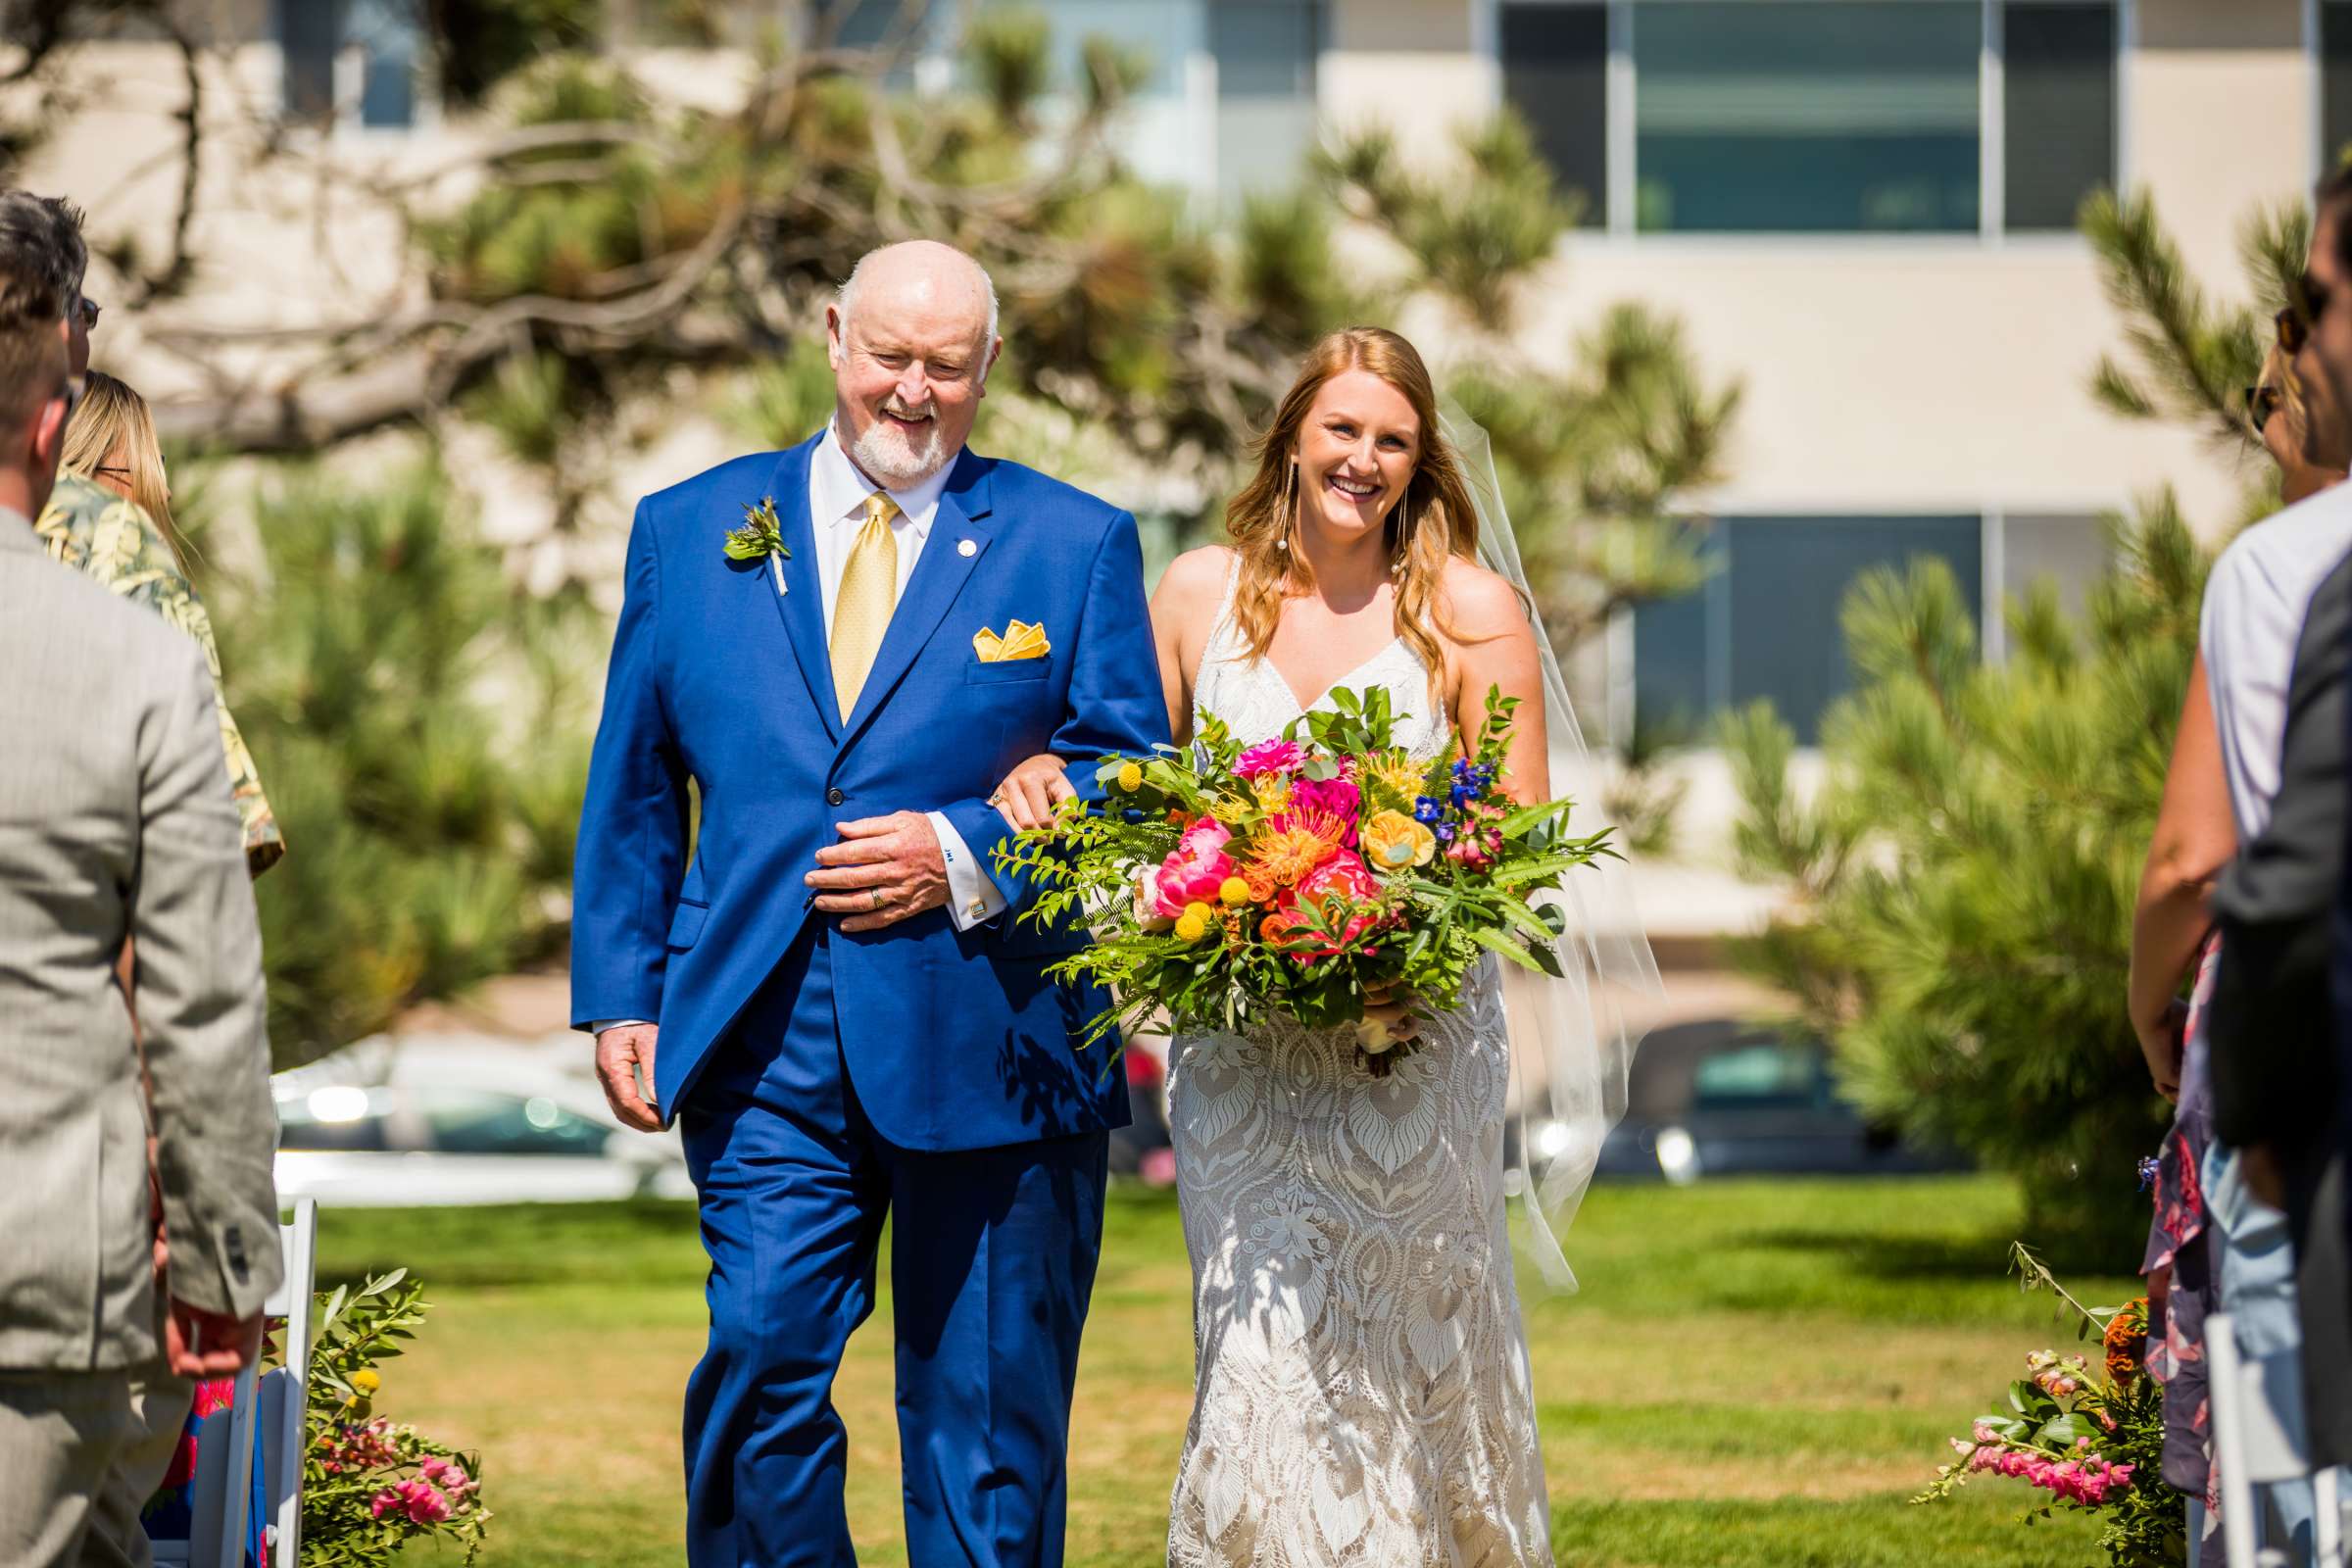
[591,1019,652,1036]
[930,809,1006,931]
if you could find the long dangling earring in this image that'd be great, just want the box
[1277,464,1295,552]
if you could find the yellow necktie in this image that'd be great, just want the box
[831,491,900,719]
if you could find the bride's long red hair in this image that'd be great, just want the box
[1224,327,1481,691]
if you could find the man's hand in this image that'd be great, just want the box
[596,1024,662,1132]
[165,1298,265,1378]
[2136,999,2186,1103]
[806,811,949,933]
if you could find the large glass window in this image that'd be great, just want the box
[1498,2,2117,237]
[2002,2,2117,231]
[1632,514,1984,741]
[278,0,342,121]
[1499,3,1608,226]
[1210,0,1322,202]
[276,0,422,127]
[1635,2,1982,233]
[2326,2,2352,173]
[1633,513,2107,740]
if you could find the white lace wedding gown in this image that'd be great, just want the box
[1164,569,1554,1568]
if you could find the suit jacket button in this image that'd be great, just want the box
[825,787,845,807]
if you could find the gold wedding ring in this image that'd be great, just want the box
[870,889,884,911]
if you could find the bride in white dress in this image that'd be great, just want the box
[992,327,1647,1567]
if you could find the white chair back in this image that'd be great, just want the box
[149,1199,318,1568]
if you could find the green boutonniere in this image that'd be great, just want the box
[723,497,791,564]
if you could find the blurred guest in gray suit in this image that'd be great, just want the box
[0,250,281,1561]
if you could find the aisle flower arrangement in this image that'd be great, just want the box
[302,1269,490,1566]
[995,685,1616,1071]
[1914,1244,2183,1567]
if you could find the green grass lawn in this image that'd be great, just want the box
[319,1175,2138,1566]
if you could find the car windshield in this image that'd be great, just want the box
[1690,1041,1831,1112]
[418,1089,611,1157]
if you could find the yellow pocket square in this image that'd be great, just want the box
[974,620,1052,662]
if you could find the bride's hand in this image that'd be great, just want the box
[1361,981,1420,1048]
[990,754,1076,831]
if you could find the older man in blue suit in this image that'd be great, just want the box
[572,239,1167,1568]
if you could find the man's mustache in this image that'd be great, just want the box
[879,398,936,422]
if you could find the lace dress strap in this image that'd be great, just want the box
[1201,551,1246,665]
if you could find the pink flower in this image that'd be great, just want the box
[1153,819,1236,915]
[1236,739,1304,778]
[400,1480,453,1525]
[1266,851,1391,961]
[418,1455,474,1498]
[1287,776,1361,843]
[369,1486,403,1520]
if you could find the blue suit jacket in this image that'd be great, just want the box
[570,433,1167,1151]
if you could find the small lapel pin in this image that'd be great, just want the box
[957,538,977,558]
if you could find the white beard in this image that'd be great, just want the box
[852,409,949,489]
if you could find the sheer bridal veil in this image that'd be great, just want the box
[1440,407,1663,1292]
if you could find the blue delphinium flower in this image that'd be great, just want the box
[2136,1155,2161,1193]
[1413,797,1444,825]
[1434,821,1456,844]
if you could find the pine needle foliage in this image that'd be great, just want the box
[197,463,596,1067]
[1720,505,2207,1260]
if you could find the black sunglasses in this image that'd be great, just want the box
[2246,382,2283,436]
[2278,272,2334,354]
[76,295,99,332]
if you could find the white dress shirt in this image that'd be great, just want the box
[806,425,1004,929]
[590,428,1006,1040]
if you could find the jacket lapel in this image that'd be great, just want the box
[759,437,840,744]
[837,450,997,752]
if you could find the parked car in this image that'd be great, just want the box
[1589,1019,1964,1184]
[271,1035,694,1206]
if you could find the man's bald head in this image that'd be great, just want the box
[837,240,1000,355]
[825,240,1004,487]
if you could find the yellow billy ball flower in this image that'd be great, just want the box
[350,1369,382,1396]
[1117,761,1145,793]
[1218,876,1250,907]
[1175,902,1213,942]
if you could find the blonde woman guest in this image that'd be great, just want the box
[45,367,280,875]
[63,368,184,557]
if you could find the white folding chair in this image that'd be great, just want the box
[152,1199,318,1568]
[2207,1310,2346,1568]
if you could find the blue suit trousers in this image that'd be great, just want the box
[678,929,1107,1568]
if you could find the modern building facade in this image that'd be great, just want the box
[9,0,2326,748]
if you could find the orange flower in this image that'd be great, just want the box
[2103,1298,2148,1387]
[1247,810,1348,888]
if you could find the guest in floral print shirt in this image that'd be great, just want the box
[39,369,281,875]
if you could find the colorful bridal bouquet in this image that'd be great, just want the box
[303,1269,490,1566]
[995,684,1617,1072]
[1914,1244,2182,1567]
